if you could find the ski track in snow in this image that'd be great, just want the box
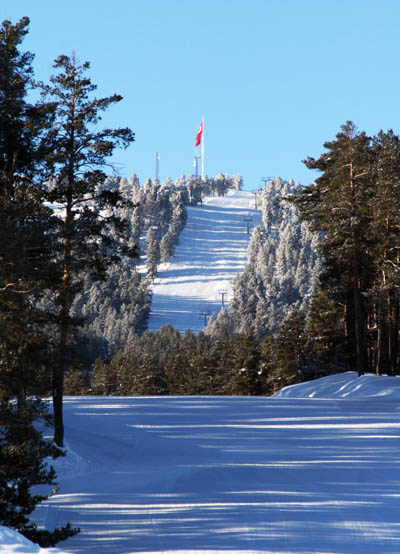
[10,372,399,554]
[147,190,261,332]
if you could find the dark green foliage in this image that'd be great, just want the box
[0,17,79,545]
[293,122,400,376]
[39,54,135,446]
[297,122,375,375]
[304,288,350,374]
[0,15,55,413]
[261,310,308,393]
[0,398,79,546]
[0,17,54,189]
[225,335,264,395]
[90,325,312,397]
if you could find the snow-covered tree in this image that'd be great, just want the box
[214,178,321,339]
[146,225,160,278]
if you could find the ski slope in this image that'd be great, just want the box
[148,190,261,332]
[4,372,400,553]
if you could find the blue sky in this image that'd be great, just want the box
[2,0,400,190]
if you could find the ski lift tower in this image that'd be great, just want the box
[218,290,228,307]
[200,310,212,326]
[261,176,274,189]
[244,215,253,234]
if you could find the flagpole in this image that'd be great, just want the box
[201,116,205,179]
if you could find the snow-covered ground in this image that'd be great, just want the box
[4,371,400,553]
[148,190,261,332]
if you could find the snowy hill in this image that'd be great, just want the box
[275,370,400,399]
[148,190,261,332]
[5,372,400,553]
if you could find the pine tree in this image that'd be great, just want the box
[0,397,79,546]
[160,229,174,262]
[0,17,53,189]
[0,17,59,407]
[229,335,263,395]
[261,310,308,392]
[231,174,243,191]
[368,130,400,374]
[293,122,376,375]
[226,178,320,340]
[304,288,349,373]
[40,54,135,446]
[0,19,78,544]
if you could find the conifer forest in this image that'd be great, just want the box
[3,16,400,547]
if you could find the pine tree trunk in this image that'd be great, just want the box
[375,328,381,375]
[391,298,399,375]
[16,386,27,413]
[52,364,64,447]
[52,190,72,447]
[352,260,367,376]
[349,161,367,376]
[52,291,69,447]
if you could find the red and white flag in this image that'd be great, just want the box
[195,119,203,147]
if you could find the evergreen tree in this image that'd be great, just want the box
[0,19,78,544]
[229,335,263,395]
[0,397,79,546]
[231,174,243,191]
[261,310,308,392]
[205,307,233,338]
[0,17,52,188]
[160,229,174,262]
[146,225,160,278]
[40,54,135,446]
[304,288,349,374]
[368,130,400,374]
[225,178,320,339]
[293,122,376,375]
[0,17,60,409]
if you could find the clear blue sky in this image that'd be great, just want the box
[2,0,400,190]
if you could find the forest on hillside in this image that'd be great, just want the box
[81,123,400,397]
[3,15,400,547]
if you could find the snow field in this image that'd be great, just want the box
[1,372,397,553]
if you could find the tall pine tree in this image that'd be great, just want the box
[0,18,77,546]
[40,54,135,446]
[0,16,58,405]
[293,122,376,375]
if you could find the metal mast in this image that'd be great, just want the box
[155,152,160,182]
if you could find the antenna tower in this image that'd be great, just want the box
[155,152,160,181]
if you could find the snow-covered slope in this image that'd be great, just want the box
[0,525,71,553]
[3,372,400,553]
[275,370,400,399]
[148,190,261,332]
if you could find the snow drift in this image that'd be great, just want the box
[275,370,400,399]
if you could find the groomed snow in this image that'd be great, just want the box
[4,371,400,553]
[148,190,261,332]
